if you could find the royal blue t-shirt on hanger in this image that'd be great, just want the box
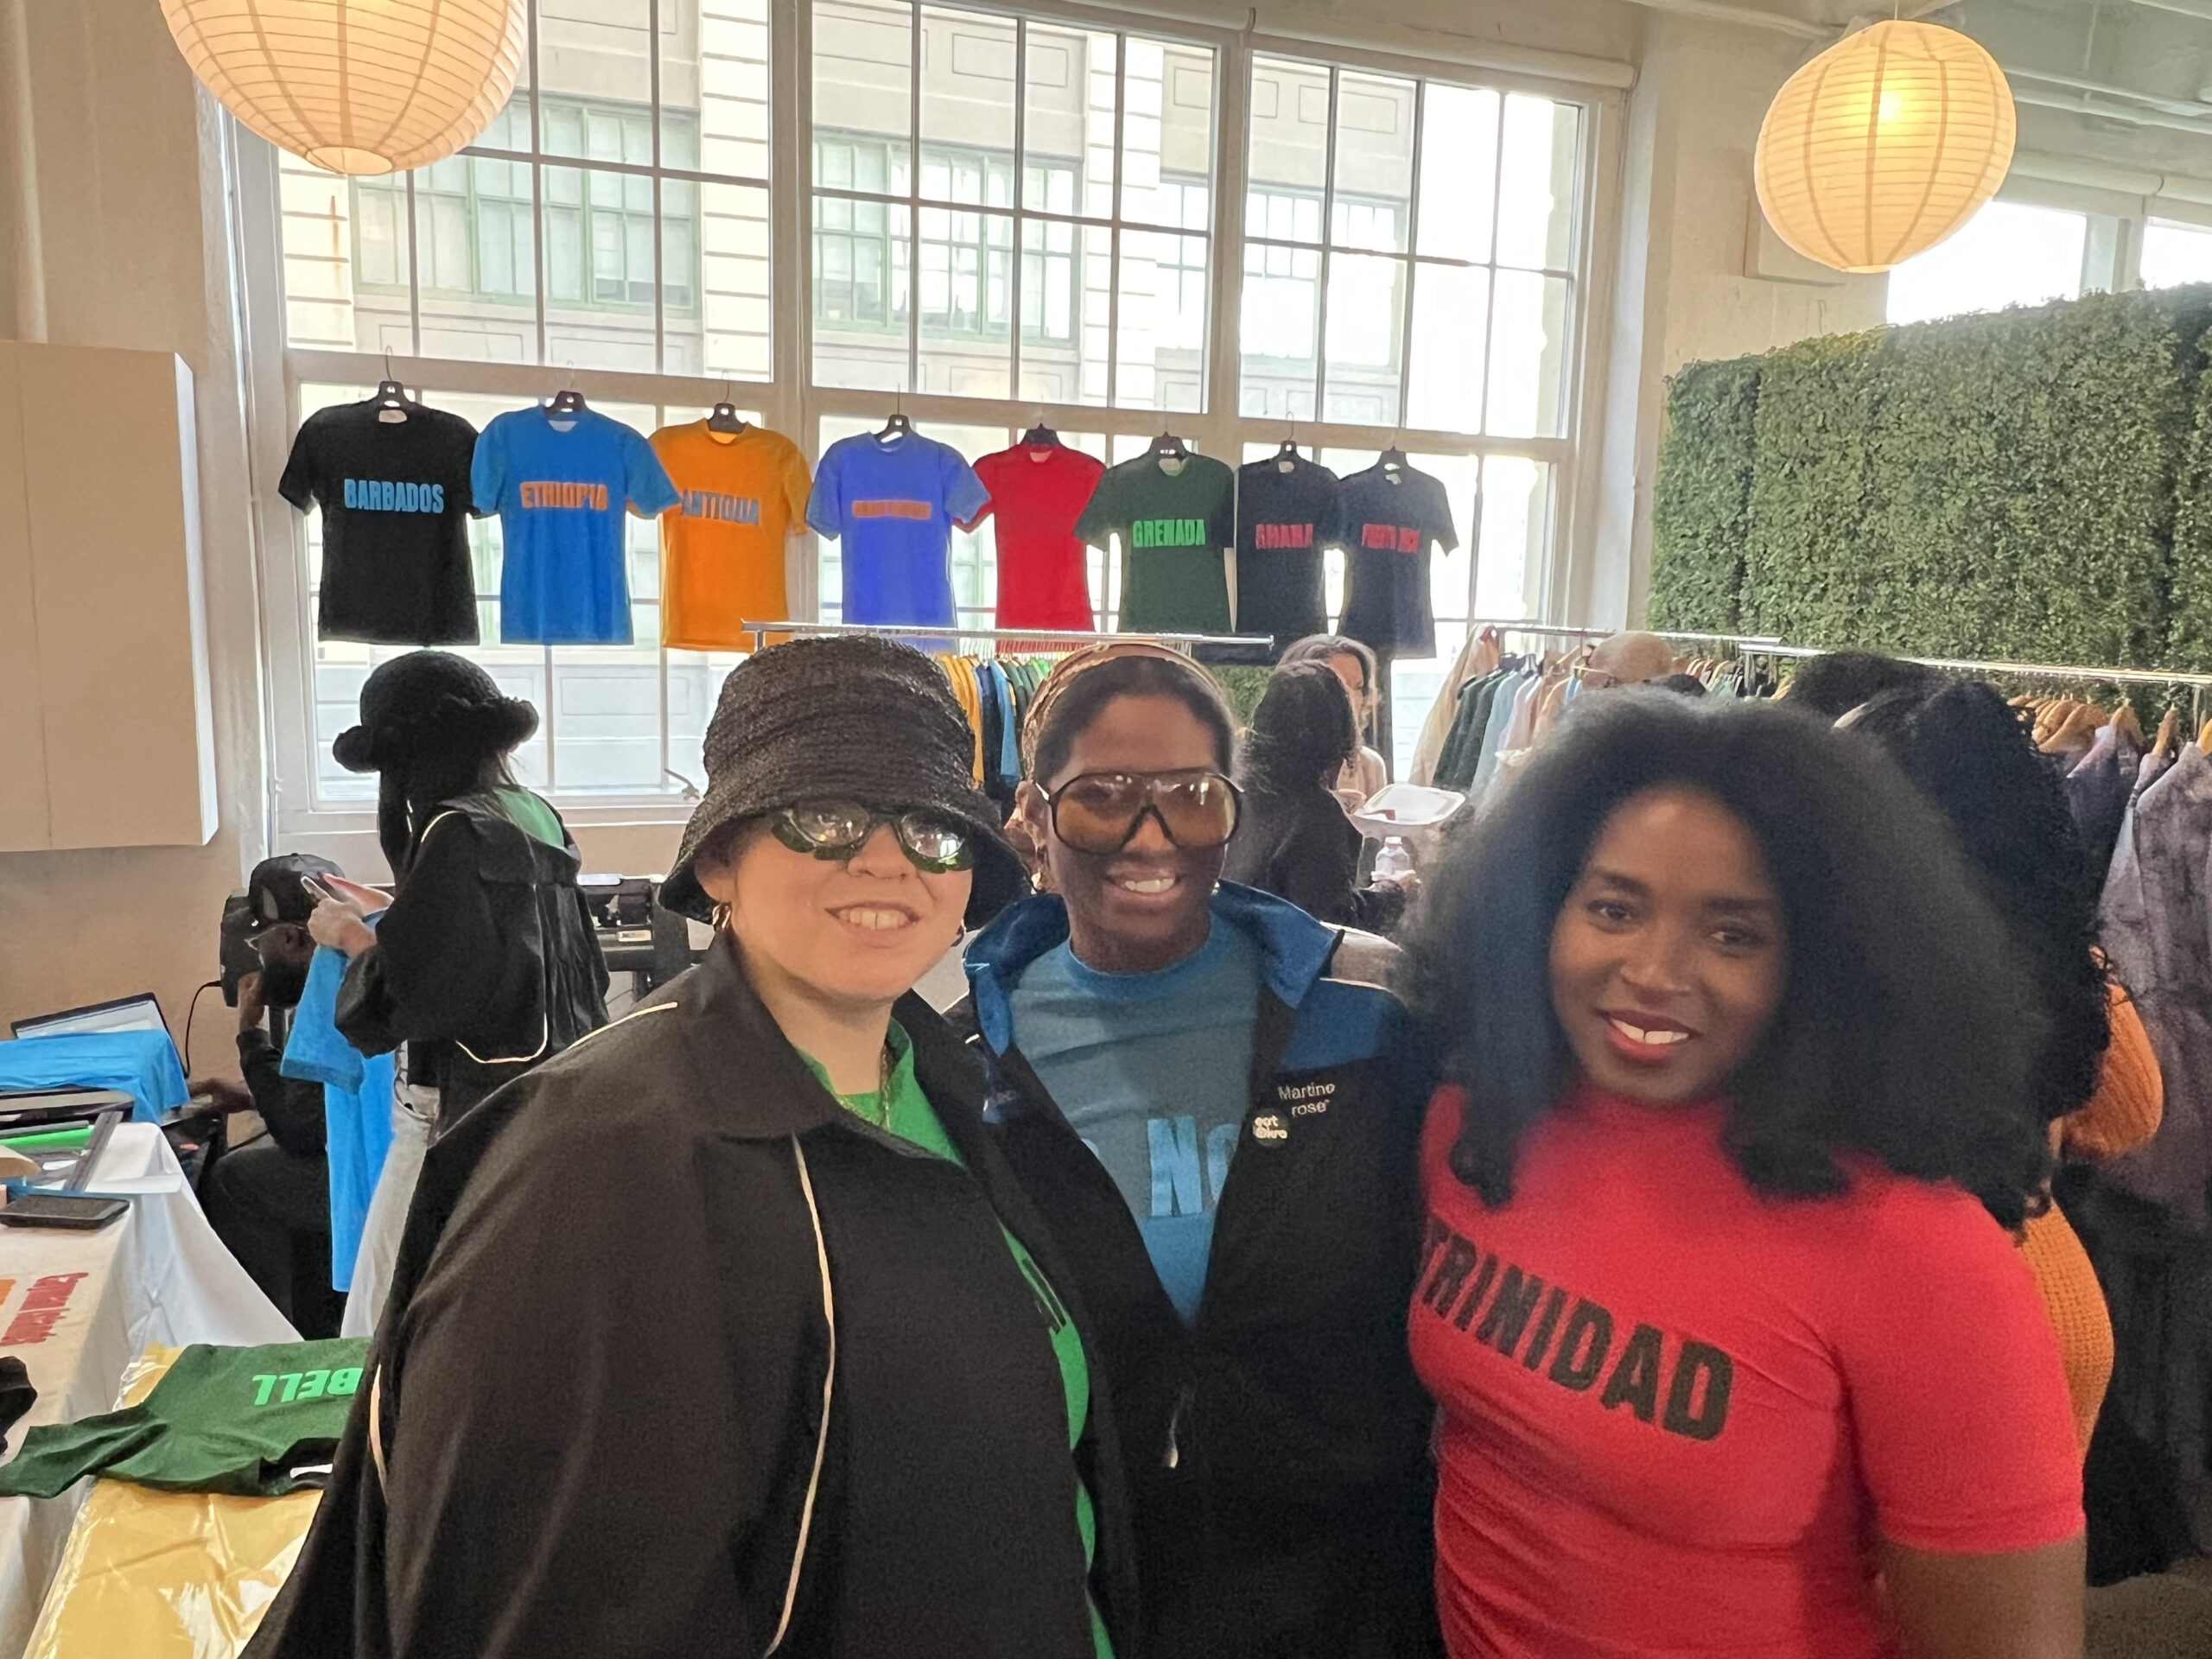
[806,429,989,628]
[473,404,681,644]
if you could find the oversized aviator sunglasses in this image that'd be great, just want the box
[1040,770,1243,855]
[772,802,976,874]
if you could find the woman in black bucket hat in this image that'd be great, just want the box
[248,634,1135,1659]
[308,651,609,1135]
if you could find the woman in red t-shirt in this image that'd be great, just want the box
[1401,691,2084,1659]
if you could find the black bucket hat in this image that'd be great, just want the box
[333,652,540,774]
[661,634,1026,926]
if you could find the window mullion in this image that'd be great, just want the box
[651,0,666,372]
[529,2,547,365]
[1011,16,1027,403]
[1107,31,1125,410]
[908,0,922,395]
[1475,91,1505,437]
[1396,79,1425,435]
[1313,67,1339,426]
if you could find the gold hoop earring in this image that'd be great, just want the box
[709,901,732,931]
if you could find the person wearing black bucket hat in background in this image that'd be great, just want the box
[246,634,1137,1659]
[304,649,608,1137]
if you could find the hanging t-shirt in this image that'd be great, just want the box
[1074,451,1236,634]
[279,398,481,646]
[1007,918,1263,1323]
[800,1025,1114,1659]
[972,441,1108,632]
[1337,460,1459,658]
[1412,1083,2082,1659]
[472,404,681,645]
[806,429,989,629]
[1233,452,1344,657]
[0,1338,371,1498]
[651,422,813,650]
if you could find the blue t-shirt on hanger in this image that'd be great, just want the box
[474,404,681,644]
[807,429,989,628]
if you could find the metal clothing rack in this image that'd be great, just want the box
[1465,618,2212,719]
[740,620,1275,657]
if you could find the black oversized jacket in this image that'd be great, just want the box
[245,932,1137,1659]
[957,886,1440,1659]
[1221,785,1408,934]
[336,789,608,1128]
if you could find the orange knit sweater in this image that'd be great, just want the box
[2018,982,2164,1454]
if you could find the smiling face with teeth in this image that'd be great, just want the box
[1023,691,1234,976]
[697,816,973,1034]
[1548,785,1788,1107]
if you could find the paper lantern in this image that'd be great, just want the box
[1755,20,2016,275]
[160,0,524,176]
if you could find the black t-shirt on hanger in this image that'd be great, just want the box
[1232,452,1344,660]
[279,398,482,645]
[1337,460,1459,658]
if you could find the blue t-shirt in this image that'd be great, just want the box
[473,405,680,644]
[282,931,397,1294]
[806,430,989,628]
[1007,921,1262,1322]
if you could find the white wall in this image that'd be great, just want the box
[0,0,269,1060]
[0,0,1897,1046]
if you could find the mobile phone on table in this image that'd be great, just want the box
[0,1194,130,1230]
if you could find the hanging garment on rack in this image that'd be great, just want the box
[282,396,482,645]
[808,429,988,628]
[1432,667,1510,792]
[1074,450,1237,633]
[650,420,813,651]
[1470,668,1535,796]
[474,404,681,645]
[1228,452,1344,659]
[938,655,988,785]
[971,440,1107,632]
[1412,628,1501,785]
[2099,745,2212,1230]
[2066,724,2145,883]
[1337,459,1458,658]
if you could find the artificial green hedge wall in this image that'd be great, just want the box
[1650,284,2212,672]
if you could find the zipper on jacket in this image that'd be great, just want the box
[1164,1381,1194,1471]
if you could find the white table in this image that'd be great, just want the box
[0,1124,296,1658]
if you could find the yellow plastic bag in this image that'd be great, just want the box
[24,1345,321,1658]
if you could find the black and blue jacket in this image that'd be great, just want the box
[955,883,1440,1659]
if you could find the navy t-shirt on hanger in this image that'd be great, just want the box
[1337,459,1459,658]
[279,398,482,645]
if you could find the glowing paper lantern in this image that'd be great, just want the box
[159,0,524,176]
[1755,20,2017,275]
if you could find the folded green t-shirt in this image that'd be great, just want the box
[0,1338,368,1499]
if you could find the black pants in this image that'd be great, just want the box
[205,1139,341,1335]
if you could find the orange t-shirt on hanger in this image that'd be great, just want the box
[651,420,814,650]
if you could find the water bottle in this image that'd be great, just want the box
[1373,836,1413,882]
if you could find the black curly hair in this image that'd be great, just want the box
[1238,662,1360,798]
[1845,680,2112,1128]
[1398,690,2053,1228]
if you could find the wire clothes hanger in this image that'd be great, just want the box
[373,353,419,418]
[1276,423,1299,460]
[548,365,587,416]
[1022,411,1060,446]
[709,379,747,435]
[876,386,912,442]
[1149,429,1191,461]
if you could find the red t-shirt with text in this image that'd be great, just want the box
[1411,1083,2082,1659]
[973,442,1108,630]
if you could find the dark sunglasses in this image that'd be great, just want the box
[1042,770,1242,855]
[771,802,976,874]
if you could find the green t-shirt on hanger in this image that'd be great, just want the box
[803,1025,1115,1659]
[1076,451,1237,635]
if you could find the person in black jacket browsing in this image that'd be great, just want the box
[957,650,1440,1659]
[303,651,609,1135]
[1224,660,1411,933]
[246,636,1137,1659]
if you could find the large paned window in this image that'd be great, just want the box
[1241,59,1580,438]
[810,0,1217,409]
[259,0,1599,824]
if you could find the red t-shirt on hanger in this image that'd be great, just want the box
[972,441,1108,631]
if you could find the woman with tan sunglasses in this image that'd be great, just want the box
[955,651,1440,1659]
